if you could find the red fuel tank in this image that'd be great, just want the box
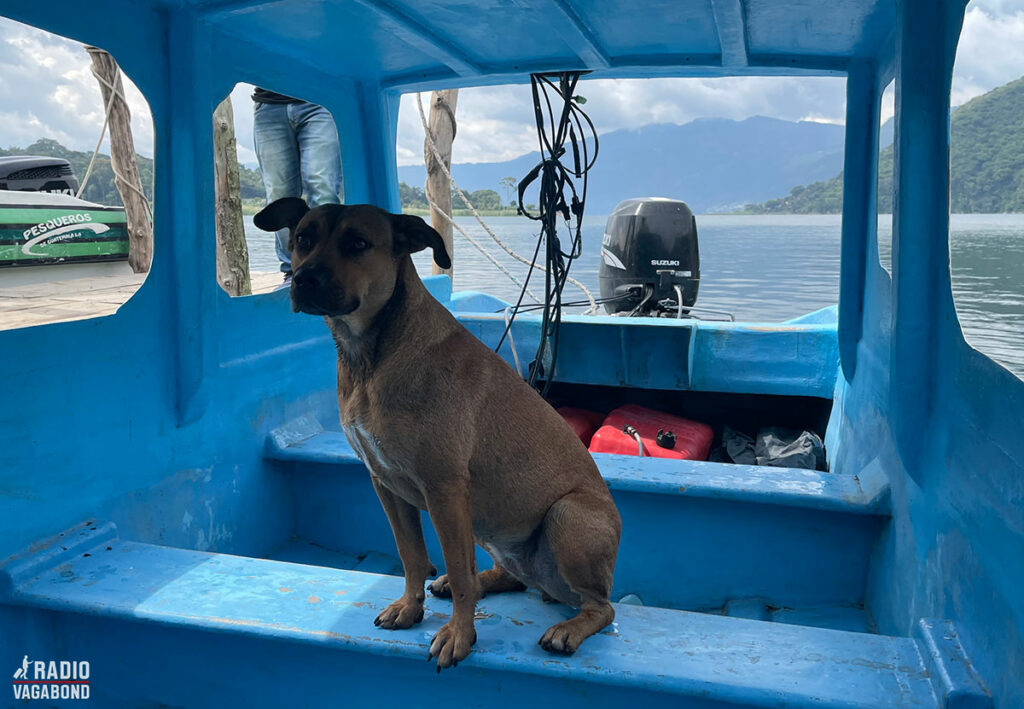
[557,407,606,446]
[589,404,713,460]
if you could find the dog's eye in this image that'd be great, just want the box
[340,228,371,255]
[295,231,312,251]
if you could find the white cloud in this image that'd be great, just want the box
[397,76,849,165]
[952,1,1024,106]
[228,82,259,166]
[0,16,154,157]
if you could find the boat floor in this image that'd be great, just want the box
[266,537,878,635]
[0,269,282,329]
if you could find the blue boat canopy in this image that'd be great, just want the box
[175,0,897,87]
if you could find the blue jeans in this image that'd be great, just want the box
[254,101,343,272]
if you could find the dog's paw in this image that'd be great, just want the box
[427,574,452,598]
[374,597,424,630]
[539,620,583,655]
[428,621,476,672]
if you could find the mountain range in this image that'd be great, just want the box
[399,116,855,214]
[743,74,1024,214]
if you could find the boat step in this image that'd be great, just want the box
[2,521,983,709]
[265,416,891,516]
[265,418,889,618]
[270,537,878,634]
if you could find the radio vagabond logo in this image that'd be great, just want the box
[11,655,90,700]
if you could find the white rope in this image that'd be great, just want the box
[416,93,598,313]
[80,48,153,221]
[503,307,523,377]
[76,62,118,200]
[423,191,542,303]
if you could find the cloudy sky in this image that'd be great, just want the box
[1,0,1023,168]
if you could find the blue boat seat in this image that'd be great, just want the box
[265,417,890,624]
[0,520,972,708]
[265,416,890,516]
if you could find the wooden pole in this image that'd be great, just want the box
[212,96,252,296]
[424,90,458,276]
[85,47,152,274]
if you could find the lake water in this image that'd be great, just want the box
[243,213,1024,380]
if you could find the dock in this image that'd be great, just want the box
[0,270,283,330]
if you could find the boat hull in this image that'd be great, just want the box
[0,199,129,267]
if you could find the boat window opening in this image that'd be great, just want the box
[0,15,155,330]
[947,0,1024,379]
[878,80,895,276]
[213,81,345,297]
[396,76,847,323]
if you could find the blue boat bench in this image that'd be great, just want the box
[268,415,887,625]
[0,417,990,707]
[0,520,980,708]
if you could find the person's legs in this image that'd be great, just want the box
[254,102,302,272]
[291,101,343,208]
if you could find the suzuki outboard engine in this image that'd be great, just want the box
[599,198,699,316]
[0,156,79,195]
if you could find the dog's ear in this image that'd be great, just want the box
[254,197,310,235]
[391,213,452,269]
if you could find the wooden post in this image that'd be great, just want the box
[212,96,252,296]
[424,90,458,276]
[85,47,153,274]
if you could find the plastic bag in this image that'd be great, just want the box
[719,426,825,471]
[754,427,825,470]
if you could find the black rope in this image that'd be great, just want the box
[495,71,599,398]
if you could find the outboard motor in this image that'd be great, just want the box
[599,198,699,316]
[0,156,79,195]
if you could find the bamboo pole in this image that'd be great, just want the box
[424,90,458,276]
[212,96,252,296]
[85,47,152,273]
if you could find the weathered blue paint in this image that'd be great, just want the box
[266,424,885,612]
[0,0,1020,705]
[838,60,879,381]
[0,523,941,708]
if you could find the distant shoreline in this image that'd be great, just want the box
[402,207,523,218]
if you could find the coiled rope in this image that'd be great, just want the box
[416,92,597,310]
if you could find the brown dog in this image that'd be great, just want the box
[255,199,621,671]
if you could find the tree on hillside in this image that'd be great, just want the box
[469,189,501,210]
[1,138,155,207]
[500,176,517,205]
[399,181,428,208]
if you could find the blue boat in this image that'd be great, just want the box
[1,0,1021,706]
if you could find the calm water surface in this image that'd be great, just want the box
[244,213,1024,379]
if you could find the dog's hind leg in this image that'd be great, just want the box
[429,563,526,598]
[537,489,621,656]
[371,477,434,630]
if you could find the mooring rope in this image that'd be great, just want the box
[415,92,596,310]
[79,47,153,221]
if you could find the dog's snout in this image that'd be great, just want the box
[292,267,319,291]
[290,266,334,315]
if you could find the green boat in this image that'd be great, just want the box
[0,156,129,268]
[0,191,129,267]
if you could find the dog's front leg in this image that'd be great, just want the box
[425,481,479,671]
[371,476,434,630]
